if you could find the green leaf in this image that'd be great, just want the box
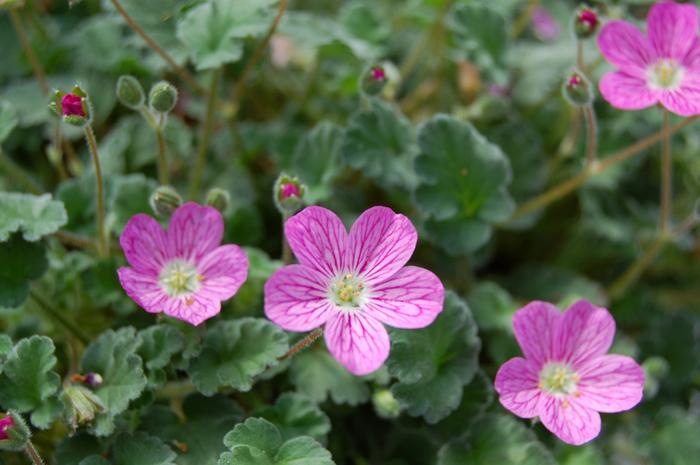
[114,432,177,465]
[80,327,147,436]
[188,318,288,395]
[341,98,417,189]
[253,393,331,442]
[79,457,111,465]
[467,281,516,333]
[176,0,278,70]
[55,432,103,465]
[138,325,185,370]
[0,334,12,357]
[415,115,514,255]
[234,247,282,316]
[437,414,557,465]
[0,235,47,308]
[0,101,18,144]
[0,192,68,242]
[219,418,335,465]
[110,174,158,234]
[387,290,480,423]
[648,407,700,465]
[291,122,344,203]
[0,336,61,429]
[289,349,370,406]
[448,3,507,79]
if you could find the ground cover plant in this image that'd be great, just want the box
[1,0,700,464]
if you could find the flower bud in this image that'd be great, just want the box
[372,389,401,419]
[273,173,306,216]
[361,65,388,96]
[562,70,593,106]
[70,372,104,388]
[205,187,230,213]
[0,411,31,452]
[116,75,145,110]
[149,186,182,217]
[62,385,105,430]
[149,81,178,114]
[49,85,92,127]
[573,6,599,40]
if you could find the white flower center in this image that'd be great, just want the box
[329,273,367,309]
[648,59,684,90]
[159,259,202,298]
[539,362,580,397]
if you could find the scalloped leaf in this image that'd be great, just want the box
[253,393,331,442]
[0,192,68,242]
[291,121,344,202]
[138,325,185,370]
[0,101,18,143]
[188,318,288,395]
[387,290,480,423]
[114,432,177,465]
[0,235,47,308]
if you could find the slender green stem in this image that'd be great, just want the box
[660,110,672,232]
[156,115,169,185]
[281,213,292,264]
[399,0,455,80]
[84,126,108,258]
[30,290,90,345]
[25,440,45,465]
[576,41,584,71]
[279,328,323,361]
[0,147,42,194]
[9,8,48,95]
[510,116,698,221]
[608,236,667,299]
[189,69,221,199]
[583,104,597,166]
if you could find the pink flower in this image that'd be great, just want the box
[532,6,560,41]
[598,1,700,116]
[495,300,644,445]
[61,93,85,117]
[118,202,248,326]
[0,415,14,440]
[280,182,301,199]
[264,206,444,375]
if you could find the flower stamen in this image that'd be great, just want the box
[648,59,684,90]
[330,273,367,309]
[159,259,201,297]
[539,362,579,396]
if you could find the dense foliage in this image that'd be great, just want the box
[1,0,699,464]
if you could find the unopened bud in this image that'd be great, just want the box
[49,85,92,127]
[273,173,305,216]
[562,70,593,106]
[62,385,105,430]
[205,188,230,213]
[149,81,178,114]
[150,186,182,217]
[361,65,389,96]
[573,6,599,40]
[116,75,145,110]
[372,389,401,419]
[0,411,31,451]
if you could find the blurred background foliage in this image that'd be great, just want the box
[1,0,699,464]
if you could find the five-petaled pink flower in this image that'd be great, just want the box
[61,93,85,117]
[495,300,644,445]
[264,206,444,375]
[118,202,248,326]
[0,415,14,440]
[598,1,700,116]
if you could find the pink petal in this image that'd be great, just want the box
[167,202,223,262]
[554,300,615,368]
[647,0,698,60]
[346,206,417,284]
[161,293,220,326]
[119,214,169,274]
[682,37,700,69]
[264,264,335,331]
[576,355,645,413]
[659,75,700,115]
[285,206,348,277]
[512,301,561,366]
[599,71,660,110]
[597,20,654,75]
[539,396,601,446]
[324,312,390,376]
[198,245,249,301]
[363,266,444,329]
[494,357,543,419]
[117,267,169,314]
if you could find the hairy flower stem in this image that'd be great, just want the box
[660,110,672,232]
[189,70,221,199]
[583,104,598,166]
[9,8,48,95]
[281,213,293,265]
[279,328,323,361]
[25,440,45,465]
[156,116,169,185]
[84,126,108,258]
[510,116,698,220]
[0,148,42,194]
[576,41,584,71]
[108,0,205,95]
[30,290,89,345]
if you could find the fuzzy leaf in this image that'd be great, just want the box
[110,174,157,234]
[437,414,557,465]
[0,192,68,242]
[341,98,417,189]
[0,101,18,143]
[291,122,344,202]
[448,3,507,78]
[415,115,514,255]
[0,336,61,429]
[80,327,147,436]
[253,393,331,442]
[387,290,480,423]
[0,235,47,308]
[188,318,288,395]
[289,349,370,406]
[138,325,185,370]
[114,432,177,465]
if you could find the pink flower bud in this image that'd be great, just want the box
[61,93,85,118]
[573,6,599,39]
[280,182,301,199]
[371,66,387,81]
[0,415,15,440]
